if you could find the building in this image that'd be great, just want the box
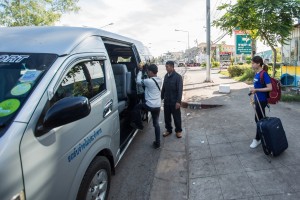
[197,42,235,63]
[282,23,300,66]
[281,22,300,86]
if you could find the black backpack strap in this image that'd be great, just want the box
[151,78,160,91]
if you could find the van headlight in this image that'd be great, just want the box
[11,190,25,200]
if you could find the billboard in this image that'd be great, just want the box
[219,52,232,62]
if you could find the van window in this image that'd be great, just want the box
[54,60,106,102]
[0,53,57,134]
[117,56,131,63]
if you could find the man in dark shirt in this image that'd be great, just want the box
[161,61,183,138]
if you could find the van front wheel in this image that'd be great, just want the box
[77,156,111,200]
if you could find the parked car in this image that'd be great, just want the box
[178,60,186,67]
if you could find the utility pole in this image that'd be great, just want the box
[205,0,211,82]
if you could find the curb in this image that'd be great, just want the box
[181,101,223,109]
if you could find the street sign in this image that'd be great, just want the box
[236,34,252,55]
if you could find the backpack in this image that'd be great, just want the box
[259,70,281,104]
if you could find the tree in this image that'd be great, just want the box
[213,0,300,77]
[0,0,79,27]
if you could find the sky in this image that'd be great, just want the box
[57,0,268,57]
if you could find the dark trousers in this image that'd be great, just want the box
[133,103,161,144]
[164,104,182,133]
[255,101,268,140]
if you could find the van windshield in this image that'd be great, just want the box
[0,53,58,134]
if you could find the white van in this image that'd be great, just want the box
[0,26,152,200]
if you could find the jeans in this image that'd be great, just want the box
[255,101,268,140]
[164,104,182,133]
[132,103,161,144]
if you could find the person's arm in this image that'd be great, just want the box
[161,76,165,100]
[251,84,272,93]
[136,70,143,85]
[175,75,183,109]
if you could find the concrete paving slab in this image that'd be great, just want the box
[209,143,236,157]
[207,133,229,144]
[231,141,261,155]
[205,127,226,135]
[189,157,216,178]
[224,132,251,143]
[259,192,300,200]
[278,165,300,192]
[213,155,244,175]
[276,147,300,166]
[238,153,283,172]
[234,197,261,200]
[218,172,258,199]
[189,177,223,200]
[188,131,208,147]
[149,177,188,200]
[188,145,212,160]
[154,150,187,183]
[162,136,186,152]
[247,169,294,196]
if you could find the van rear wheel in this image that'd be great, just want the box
[77,156,111,200]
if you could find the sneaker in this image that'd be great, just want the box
[176,132,182,138]
[163,131,171,137]
[130,122,144,130]
[152,141,161,149]
[250,139,261,148]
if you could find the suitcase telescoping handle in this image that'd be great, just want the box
[248,92,272,160]
[248,92,266,120]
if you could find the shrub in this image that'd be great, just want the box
[201,62,206,67]
[239,67,255,82]
[228,65,244,77]
[268,63,281,69]
[238,62,244,65]
[212,61,220,68]
[246,56,251,64]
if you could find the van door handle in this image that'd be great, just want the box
[103,99,113,118]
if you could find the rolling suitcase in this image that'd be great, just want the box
[249,93,288,157]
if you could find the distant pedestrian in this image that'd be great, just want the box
[249,56,272,148]
[131,63,162,149]
[161,60,183,138]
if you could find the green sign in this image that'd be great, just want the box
[236,34,252,55]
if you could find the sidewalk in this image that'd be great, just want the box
[150,68,300,200]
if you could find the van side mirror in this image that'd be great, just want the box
[36,96,91,136]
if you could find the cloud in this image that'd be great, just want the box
[58,0,233,56]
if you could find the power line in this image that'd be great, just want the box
[212,0,231,20]
[212,31,229,44]
[211,0,221,20]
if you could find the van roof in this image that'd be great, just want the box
[0,26,147,55]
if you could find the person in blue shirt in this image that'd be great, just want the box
[249,56,272,148]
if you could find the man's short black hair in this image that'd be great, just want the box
[166,60,175,67]
[147,64,158,74]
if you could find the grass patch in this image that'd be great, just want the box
[281,94,300,102]
[219,70,229,76]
